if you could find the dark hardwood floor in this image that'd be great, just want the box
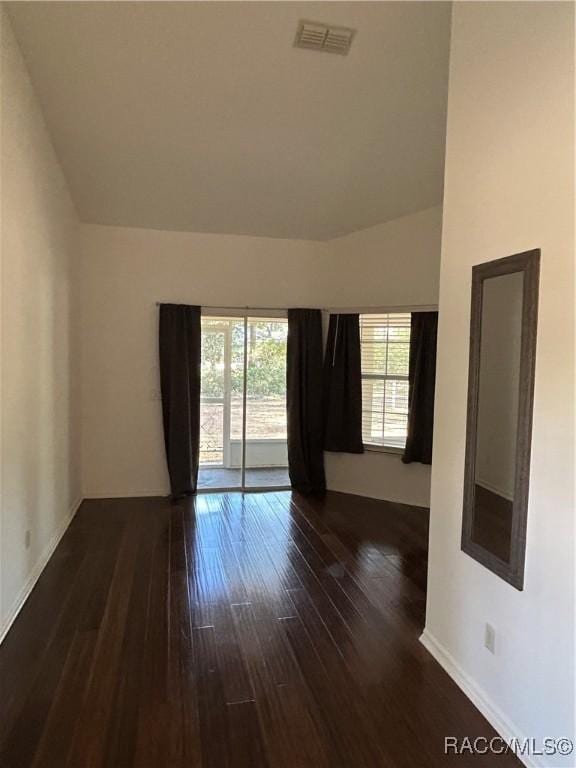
[0,491,520,767]
[472,484,513,562]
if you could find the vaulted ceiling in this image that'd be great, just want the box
[7,2,451,240]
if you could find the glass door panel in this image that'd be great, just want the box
[198,317,245,490]
[244,317,289,488]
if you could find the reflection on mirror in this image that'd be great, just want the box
[471,271,523,563]
[461,250,540,590]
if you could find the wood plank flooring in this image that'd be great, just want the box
[0,491,520,767]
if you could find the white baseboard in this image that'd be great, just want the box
[475,478,514,502]
[328,487,430,510]
[83,489,168,499]
[419,629,543,768]
[0,496,83,645]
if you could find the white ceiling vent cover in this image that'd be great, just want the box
[294,21,355,55]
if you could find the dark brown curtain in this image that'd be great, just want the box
[323,314,364,453]
[159,304,201,497]
[402,311,438,465]
[286,309,326,494]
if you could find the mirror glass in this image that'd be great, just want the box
[471,271,524,563]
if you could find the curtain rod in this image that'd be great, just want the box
[155,302,438,313]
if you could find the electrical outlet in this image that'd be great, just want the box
[484,623,496,654]
[25,530,31,549]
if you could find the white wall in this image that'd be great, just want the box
[79,224,324,498]
[1,12,81,639]
[322,206,441,508]
[425,3,575,764]
[321,205,441,308]
[79,205,441,504]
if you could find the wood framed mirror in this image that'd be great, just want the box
[461,249,540,590]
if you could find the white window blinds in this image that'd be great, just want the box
[360,313,411,449]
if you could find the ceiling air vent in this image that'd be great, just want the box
[294,21,355,56]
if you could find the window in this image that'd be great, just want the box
[360,313,411,450]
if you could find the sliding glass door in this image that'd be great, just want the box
[198,313,289,491]
[198,316,245,489]
[244,318,289,488]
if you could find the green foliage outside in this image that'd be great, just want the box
[200,317,411,399]
[201,321,287,398]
